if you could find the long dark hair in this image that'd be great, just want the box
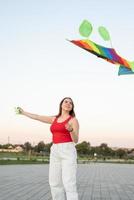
[56,97,75,117]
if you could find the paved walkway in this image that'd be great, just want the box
[0,163,134,200]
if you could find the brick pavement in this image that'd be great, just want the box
[0,163,134,200]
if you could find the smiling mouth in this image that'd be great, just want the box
[65,106,71,109]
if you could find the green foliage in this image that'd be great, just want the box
[76,141,90,155]
[24,142,32,152]
[34,141,45,153]
[0,141,131,163]
[115,148,127,159]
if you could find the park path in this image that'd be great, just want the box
[0,163,134,200]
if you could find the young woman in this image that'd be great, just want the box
[17,97,79,200]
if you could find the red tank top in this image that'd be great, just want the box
[50,116,73,144]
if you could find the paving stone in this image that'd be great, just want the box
[0,163,134,200]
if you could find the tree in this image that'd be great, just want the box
[116,148,127,159]
[100,143,108,149]
[76,141,90,155]
[24,142,32,152]
[44,142,53,153]
[34,141,45,153]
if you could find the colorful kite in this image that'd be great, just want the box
[69,20,134,75]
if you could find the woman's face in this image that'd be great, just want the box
[61,98,73,112]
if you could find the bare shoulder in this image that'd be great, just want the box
[70,117,79,124]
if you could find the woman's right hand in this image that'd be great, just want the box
[15,107,24,114]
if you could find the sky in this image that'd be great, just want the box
[1,0,134,148]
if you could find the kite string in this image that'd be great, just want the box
[109,38,113,48]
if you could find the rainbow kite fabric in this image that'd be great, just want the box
[69,39,134,75]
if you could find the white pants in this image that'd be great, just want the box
[49,142,78,200]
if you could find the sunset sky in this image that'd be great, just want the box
[1,0,134,148]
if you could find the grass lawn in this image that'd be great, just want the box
[1,152,134,165]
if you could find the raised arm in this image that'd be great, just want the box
[17,107,54,124]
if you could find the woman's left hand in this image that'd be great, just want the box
[65,123,73,132]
